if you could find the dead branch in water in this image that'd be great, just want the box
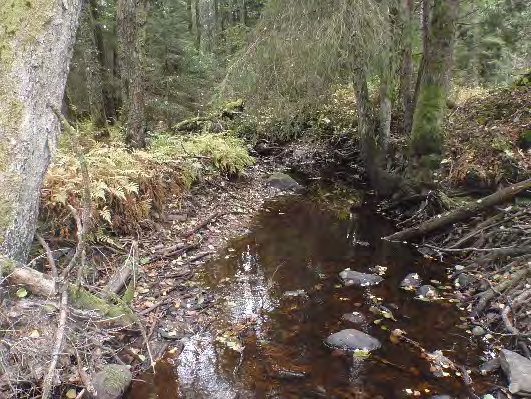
[385,178,531,242]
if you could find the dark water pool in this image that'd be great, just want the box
[129,194,495,398]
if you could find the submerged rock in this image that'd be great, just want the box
[341,312,366,325]
[92,364,132,399]
[266,173,303,192]
[400,273,422,290]
[339,269,383,287]
[500,349,531,395]
[416,285,438,299]
[282,289,308,299]
[325,329,381,352]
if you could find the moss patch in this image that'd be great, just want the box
[411,83,446,156]
[68,285,134,324]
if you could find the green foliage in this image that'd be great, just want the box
[219,0,393,121]
[41,126,254,235]
[454,0,531,86]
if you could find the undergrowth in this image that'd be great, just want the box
[41,128,254,237]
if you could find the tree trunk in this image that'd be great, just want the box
[187,0,194,33]
[0,0,82,262]
[117,0,148,148]
[410,0,459,156]
[195,0,202,50]
[378,64,392,154]
[240,0,247,25]
[412,0,431,114]
[399,0,414,135]
[80,2,108,134]
[353,67,377,180]
[89,0,118,122]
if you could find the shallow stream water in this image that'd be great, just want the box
[128,192,495,398]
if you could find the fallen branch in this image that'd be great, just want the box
[385,178,531,242]
[181,211,225,238]
[41,290,68,399]
[473,267,530,316]
[36,233,58,281]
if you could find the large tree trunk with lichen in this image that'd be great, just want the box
[0,0,82,262]
[117,0,148,149]
[79,2,109,134]
[410,0,459,156]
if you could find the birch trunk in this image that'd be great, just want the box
[0,0,82,262]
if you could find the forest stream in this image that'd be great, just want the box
[127,191,497,399]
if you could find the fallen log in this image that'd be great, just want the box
[385,178,531,242]
[1,256,133,324]
[173,116,213,132]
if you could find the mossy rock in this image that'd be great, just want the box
[92,364,132,399]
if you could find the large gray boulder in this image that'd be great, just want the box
[325,329,381,352]
[265,173,303,192]
[339,269,383,287]
[92,364,132,399]
[500,349,531,395]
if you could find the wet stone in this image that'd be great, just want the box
[480,357,501,375]
[455,273,474,288]
[339,269,383,287]
[341,312,366,325]
[500,349,531,395]
[416,285,438,299]
[400,273,422,290]
[282,289,308,299]
[472,326,486,336]
[266,173,303,192]
[325,329,381,352]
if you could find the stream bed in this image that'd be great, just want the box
[129,192,497,398]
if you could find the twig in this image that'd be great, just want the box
[421,243,516,253]
[35,232,58,281]
[41,290,68,399]
[181,211,226,238]
[60,205,84,280]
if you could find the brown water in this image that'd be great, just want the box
[129,193,496,398]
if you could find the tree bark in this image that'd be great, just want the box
[187,0,194,32]
[385,178,531,242]
[89,0,118,122]
[117,0,148,148]
[80,2,108,133]
[0,0,82,262]
[410,0,459,156]
[399,0,414,135]
[195,0,202,50]
[240,0,247,25]
[412,0,432,111]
